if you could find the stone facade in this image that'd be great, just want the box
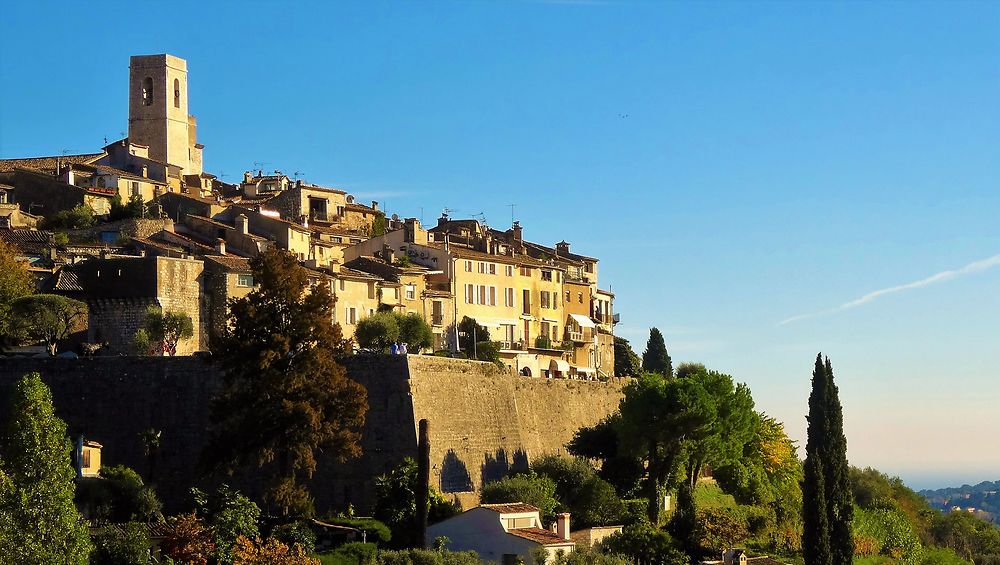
[0,356,624,514]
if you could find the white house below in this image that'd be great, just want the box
[428,503,576,564]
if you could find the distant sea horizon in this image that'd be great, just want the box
[896,470,999,492]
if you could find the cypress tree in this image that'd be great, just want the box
[824,358,854,564]
[0,372,92,563]
[642,327,673,377]
[802,354,853,565]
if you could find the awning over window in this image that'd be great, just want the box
[568,314,596,329]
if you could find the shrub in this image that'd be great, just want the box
[355,312,400,352]
[90,522,153,565]
[397,312,433,352]
[161,512,215,565]
[480,472,558,523]
[376,549,482,565]
[99,464,164,522]
[271,521,317,554]
[43,205,95,230]
[231,535,318,564]
[598,523,688,565]
[321,517,392,545]
[474,341,501,364]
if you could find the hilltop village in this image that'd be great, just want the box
[4,54,998,565]
[0,53,617,377]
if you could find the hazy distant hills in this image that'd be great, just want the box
[920,480,1000,524]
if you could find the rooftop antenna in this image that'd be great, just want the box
[252,161,270,171]
[119,131,126,140]
[420,207,424,224]
[442,207,454,219]
[103,136,108,145]
[292,171,303,180]
[273,169,283,176]
[508,203,516,227]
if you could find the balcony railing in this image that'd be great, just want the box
[568,331,584,343]
[499,340,526,351]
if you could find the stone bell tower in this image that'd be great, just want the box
[127,54,203,175]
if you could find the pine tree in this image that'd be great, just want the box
[802,354,853,565]
[0,372,92,563]
[642,327,673,377]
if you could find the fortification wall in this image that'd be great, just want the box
[0,355,624,514]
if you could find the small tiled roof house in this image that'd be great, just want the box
[427,503,576,564]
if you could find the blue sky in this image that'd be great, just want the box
[2,1,997,489]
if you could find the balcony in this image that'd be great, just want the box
[499,340,526,351]
[568,331,584,343]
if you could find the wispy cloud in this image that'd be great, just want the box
[780,252,1000,325]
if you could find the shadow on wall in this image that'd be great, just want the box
[481,448,529,485]
[440,449,474,493]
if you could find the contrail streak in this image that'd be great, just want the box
[779,252,1000,325]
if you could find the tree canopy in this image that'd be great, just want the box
[641,327,672,376]
[613,336,641,377]
[0,238,34,346]
[355,311,434,353]
[0,372,92,562]
[206,248,367,516]
[10,293,88,355]
[134,305,195,355]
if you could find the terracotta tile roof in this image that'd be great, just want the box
[345,202,376,212]
[337,266,383,281]
[0,228,52,247]
[0,152,105,173]
[202,255,252,273]
[186,214,234,230]
[87,164,168,184]
[54,268,83,291]
[507,527,573,546]
[425,242,553,268]
[480,503,540,514]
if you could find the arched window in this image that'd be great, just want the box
[173,78,180,108]
[142,77,153,106]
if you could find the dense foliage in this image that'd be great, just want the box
[42,204,95,230]
[612,336,641,377]
[132,305,194,355]
[0,238,34,345]
[206,248,367,515]
[373,458,459,547]
[480,472,559,523]
[0,372,92,563]
[355,311,434,353]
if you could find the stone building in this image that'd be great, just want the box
[70,255,205,354]
[127,54,203,179]
[343,216,617,377]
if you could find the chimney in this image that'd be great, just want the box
[371,200,379,212]
[162,217,175,233]
[243,171,253,184]
[404,218,426,245]
[555,513,570,541]
[215,238,226,255]
[236,214,249,235]
[556,241,570,256]
[347,195,355,204]
[381,244,394,263]
[512,221,523,243]
[141,165,148,178]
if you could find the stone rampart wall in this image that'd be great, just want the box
[0,355,624,514]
